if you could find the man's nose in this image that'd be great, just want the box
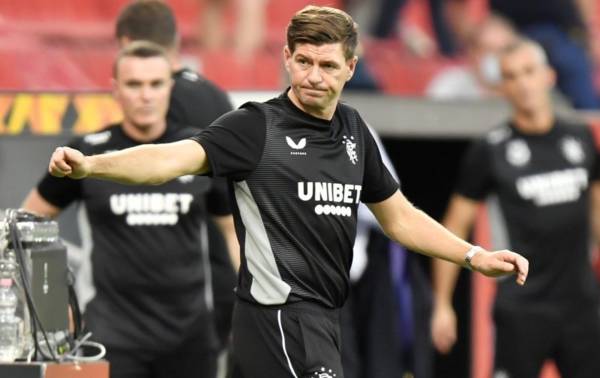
[307,65,323,84]
[140,85,153,101]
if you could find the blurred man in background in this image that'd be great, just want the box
[444,0,600,109]
[431,39,600,378]
[22,42,235,378]
[490,0,600,109]
[115,0,239,355]
[116,1,234,128]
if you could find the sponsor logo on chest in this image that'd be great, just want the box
[284,134,359,164]
[506,136,589,206]
[516,168,588,206]
[109,193,194,225]
[286,136,307,156]
[298,182,362,217]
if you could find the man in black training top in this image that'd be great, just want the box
[23,42,234,378]
[44,7,529,378]
[115,0,239,350]
[431,39,600,378]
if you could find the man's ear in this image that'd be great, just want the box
[283,45,292,73]
[347,56,358,81]
[545,65,557,88]
[111,77,120,101]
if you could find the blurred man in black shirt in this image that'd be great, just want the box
[23,42,235,378]
[432,39,600,378]
[115,0,239,351]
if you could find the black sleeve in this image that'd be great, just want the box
[190,104,266,181]
[169,75,234,129]
[206,177,232,216]
[585,124,600,181]
[36,139,84,209]
[360,124,400,203]
[206,81,234,116]
[454,138,493,200]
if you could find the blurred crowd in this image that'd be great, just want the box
[195,0,600,108]
[1,0,599,106]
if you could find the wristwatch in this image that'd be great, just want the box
[464,246,483,271]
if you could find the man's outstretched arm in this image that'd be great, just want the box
[49,140,209,185]
[367,190,528,283]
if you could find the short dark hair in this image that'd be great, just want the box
[115,0,177,48]
[112,40,170,78]
[286,6,358,60]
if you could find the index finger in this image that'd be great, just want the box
[53,147,73,171]
[514,255,529,285]
[48,148,70,176]
[504,252,528,285]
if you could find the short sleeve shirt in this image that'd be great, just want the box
[455,119,600,306]
[191,92,399,308]
[37,123,228,351]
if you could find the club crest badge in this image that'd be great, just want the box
[560,137,584,164]
[342,135,357,165]
[506,139,530,167]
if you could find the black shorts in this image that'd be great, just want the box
[493,301,600,378]
[230,299,344,378]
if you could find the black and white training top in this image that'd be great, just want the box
[192,92,399,309]
[37,123,229,351]
[456,119,600,308]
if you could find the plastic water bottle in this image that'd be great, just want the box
[0,278,23,362]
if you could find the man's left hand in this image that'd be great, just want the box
[470,250,529,285]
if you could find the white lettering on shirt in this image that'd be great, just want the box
[297,182,362,217]
[109,193,194,225]
[516,168,588,206]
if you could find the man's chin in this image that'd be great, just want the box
[300,97,326,110]
[516,99,540,113]
[130,119,156,130]
[300,88,328,98]
[300,92,328,104]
